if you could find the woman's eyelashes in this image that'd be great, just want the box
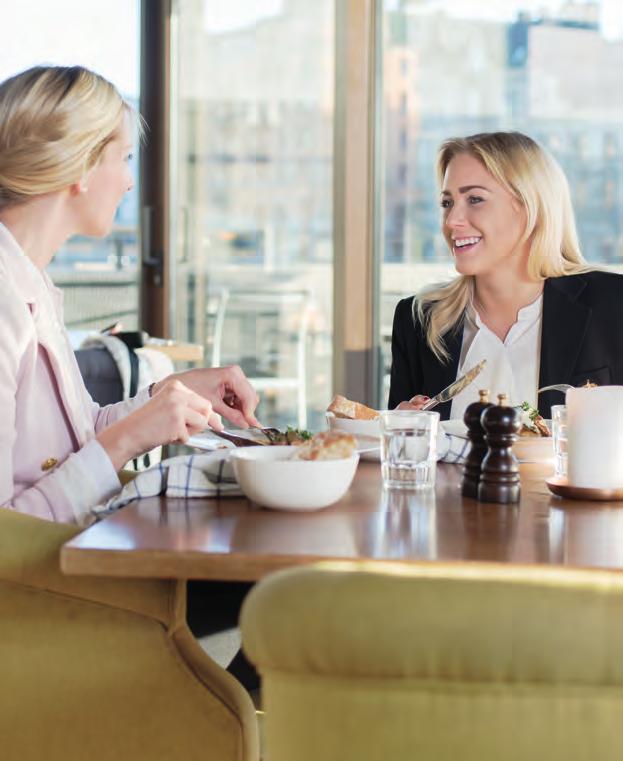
[440,195,485,209]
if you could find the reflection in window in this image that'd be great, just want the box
[172,0,334,428]
[378,0,623,405]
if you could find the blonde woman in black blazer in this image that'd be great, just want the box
[388,132,623,419]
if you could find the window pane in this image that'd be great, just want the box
[172,0,334,429]
[378,0,623,404]
[1,1,140,334]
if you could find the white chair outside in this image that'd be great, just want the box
[209,287,311,428]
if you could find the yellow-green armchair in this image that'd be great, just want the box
[241,560,623,761]
[0,509,259,761]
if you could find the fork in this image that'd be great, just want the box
[251,426,282,443]
[537,384,573,395]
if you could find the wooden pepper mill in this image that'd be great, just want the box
[461,389,493,499]
[478,393,521,504]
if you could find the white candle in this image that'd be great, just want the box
[566,386,623,489]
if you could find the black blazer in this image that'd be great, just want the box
[388,271,623,420]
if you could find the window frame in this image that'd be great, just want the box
[140,0,381,404]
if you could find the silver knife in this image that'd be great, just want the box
[420,359,487,411]
[211,429,269,447]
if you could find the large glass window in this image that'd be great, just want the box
[1,0,140,333]
[378,0,623,404]
[171,0,334,429]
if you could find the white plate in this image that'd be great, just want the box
[355,441,381,462]
[187,433,233,451]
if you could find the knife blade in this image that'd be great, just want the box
[420,359,487,411]
[211,429,269,447]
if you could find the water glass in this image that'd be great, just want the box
[380,410,439,490]
[552,404,567,478]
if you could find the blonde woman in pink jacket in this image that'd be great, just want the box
[0,66,260,524]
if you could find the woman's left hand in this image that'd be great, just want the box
[152,365,260,428]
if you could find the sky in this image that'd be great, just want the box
[0,0,285,97]
[0,0,140,96]
[1,0,622,98]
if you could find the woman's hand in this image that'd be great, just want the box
[396,394,430,411]
[97,379,221,470]
[152,365,260,428]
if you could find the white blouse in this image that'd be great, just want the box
[449,295,543,421]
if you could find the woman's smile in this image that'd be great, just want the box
[452,235,482,255]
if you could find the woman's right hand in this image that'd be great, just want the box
[396,394,430,411]
[96,379,222,470]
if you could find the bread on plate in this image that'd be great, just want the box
[327,394,379,421]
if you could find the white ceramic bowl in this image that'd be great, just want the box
[514,421,554,463]
[326,412,381,461]
[230,446,360,511]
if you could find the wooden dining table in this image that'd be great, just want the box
[60,460,623,582]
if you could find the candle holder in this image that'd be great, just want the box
[545,476,623,502]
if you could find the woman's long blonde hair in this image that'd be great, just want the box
[0,66,135,209]
[418,131,590,361]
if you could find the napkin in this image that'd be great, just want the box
[438,431,471,464]
[93,451,242,520]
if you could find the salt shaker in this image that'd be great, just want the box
[478,393,521,504]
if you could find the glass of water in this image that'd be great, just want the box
[380,410,439,490]
[551,404,567,478]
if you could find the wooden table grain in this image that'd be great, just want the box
[60,461,623,581]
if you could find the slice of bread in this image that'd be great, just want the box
[327,394,379,421]
[293,430,357,461]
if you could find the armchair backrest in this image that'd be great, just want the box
[0,509,259,761]
[242,560,623,761]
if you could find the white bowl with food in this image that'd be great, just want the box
[326,395,381,461]
[514,420,554,463]
[230,432,359,511]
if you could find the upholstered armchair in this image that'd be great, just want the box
[241,560,623,761]
[0,509,259,761]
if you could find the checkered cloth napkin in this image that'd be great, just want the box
[438,432,471,465]
[92,450,243,520]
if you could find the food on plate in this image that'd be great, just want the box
[292,430,357,461]
[327,394,379,421]
[518,401,551,437]
[262,426,312,445]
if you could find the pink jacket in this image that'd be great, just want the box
[0,223,149,523]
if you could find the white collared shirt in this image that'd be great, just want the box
[449,295,543,421]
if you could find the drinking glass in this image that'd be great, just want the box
[380,410,439,489]
[551,404,567,478]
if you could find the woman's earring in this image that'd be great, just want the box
[80,185,89,194]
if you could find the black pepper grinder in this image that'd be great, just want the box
[478,393,521,504]
[461,389,493,499]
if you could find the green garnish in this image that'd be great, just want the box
[519,401,540,422]
[263,426,313,445]
[286,426,312,441]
